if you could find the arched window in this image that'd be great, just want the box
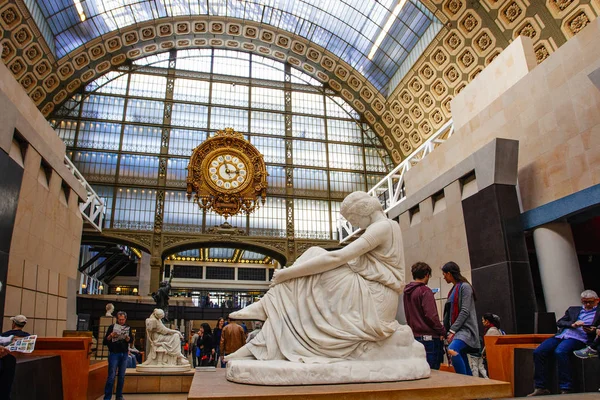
[51,49,391,240]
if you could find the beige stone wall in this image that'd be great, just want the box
[403,18,600,212]
[0,60,86,337]
[399,180,471,316]
[3,146,83,336]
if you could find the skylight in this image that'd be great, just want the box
[33,0,438,95]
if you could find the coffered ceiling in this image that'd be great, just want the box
[0,0,598,164]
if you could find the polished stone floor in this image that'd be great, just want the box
[97,390,600,399]
[98,395,187,399]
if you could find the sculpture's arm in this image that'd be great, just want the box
[271,222,388,286]
[155,320,183,338]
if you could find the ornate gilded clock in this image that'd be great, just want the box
[186,128,268,218]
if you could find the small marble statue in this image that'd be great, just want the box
[105,303,114,317]
[136,308,191,372]
[225,191,429,385]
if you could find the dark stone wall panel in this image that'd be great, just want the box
[471,262,516,334]
[463,184,537,333]
[0,150,24,254]
[0,149,24,321]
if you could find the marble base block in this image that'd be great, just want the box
[123,368,195,393]
[136,364,193,373]
[226,357,430,386]
[189,369,512,400]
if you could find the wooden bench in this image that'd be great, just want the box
[12,354,63,400]
[31,337,108,400]
[484,334,553,396]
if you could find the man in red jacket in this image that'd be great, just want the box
[403,262,446,369]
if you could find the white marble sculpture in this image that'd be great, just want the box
[136,308,191,372]
[225,191,430,385]
[105,303,114,317]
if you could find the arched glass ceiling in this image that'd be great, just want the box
[32,0,437,93]
[167,247,272,263]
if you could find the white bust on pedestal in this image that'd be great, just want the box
[136,308,191,372]
[105,303,114,317]
[224,191,430,385]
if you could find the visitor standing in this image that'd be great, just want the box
[220,316,246,367]
[103,311,131,400]
[442,261,479,376]
[191,330,199,367]
[403,262,446,369]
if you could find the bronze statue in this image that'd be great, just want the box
[152,275,173,321]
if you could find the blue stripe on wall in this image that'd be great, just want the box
[520,184,600,230]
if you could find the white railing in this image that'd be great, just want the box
[64,155,105,232]
[338,119,454,243]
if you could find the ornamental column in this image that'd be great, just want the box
[533,222,584,315]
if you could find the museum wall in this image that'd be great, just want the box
[399,179,471,317]
[403,18,600,212]
[0,60,87,336]
[393,19,600,331]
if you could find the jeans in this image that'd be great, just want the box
[533,337,586,390]
[448,339,475,376]
[191,346,197,368]
[104,352,128,400]
[415,337,443,370]
[126,354,136,369]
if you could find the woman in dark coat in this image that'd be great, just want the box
[196,323,215,366]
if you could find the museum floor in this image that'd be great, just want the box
[98,396,187,400]
[96,392,600,399]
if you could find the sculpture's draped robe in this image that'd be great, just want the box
[146,317,182,361]
[247,219,404,363]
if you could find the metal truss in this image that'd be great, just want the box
[64,155,105,232]
[338,119,454,244]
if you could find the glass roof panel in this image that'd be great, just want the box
[242,251,267,261]
[210,248,236,260]
[33,0,437,94]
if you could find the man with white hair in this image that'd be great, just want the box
[528,290,600,396]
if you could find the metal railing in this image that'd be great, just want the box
[64,155,105,232]
[338,119,454,243]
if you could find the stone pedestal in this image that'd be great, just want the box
[188,369,511,400]
[122,368,194,394]
[96,316,115,359]
[226,357,429,386]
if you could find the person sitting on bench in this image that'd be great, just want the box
[528,290,600,396]
[574,322,600,359]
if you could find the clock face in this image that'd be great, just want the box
[206,153,249,191]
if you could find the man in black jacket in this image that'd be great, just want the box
[1,315,30,338]
[103,311,131,400]
[528,290,600,396]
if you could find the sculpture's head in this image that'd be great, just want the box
[340,191,383,229]
[153,308,165,319]
[159,281,168,288]
[106,303,114,312]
